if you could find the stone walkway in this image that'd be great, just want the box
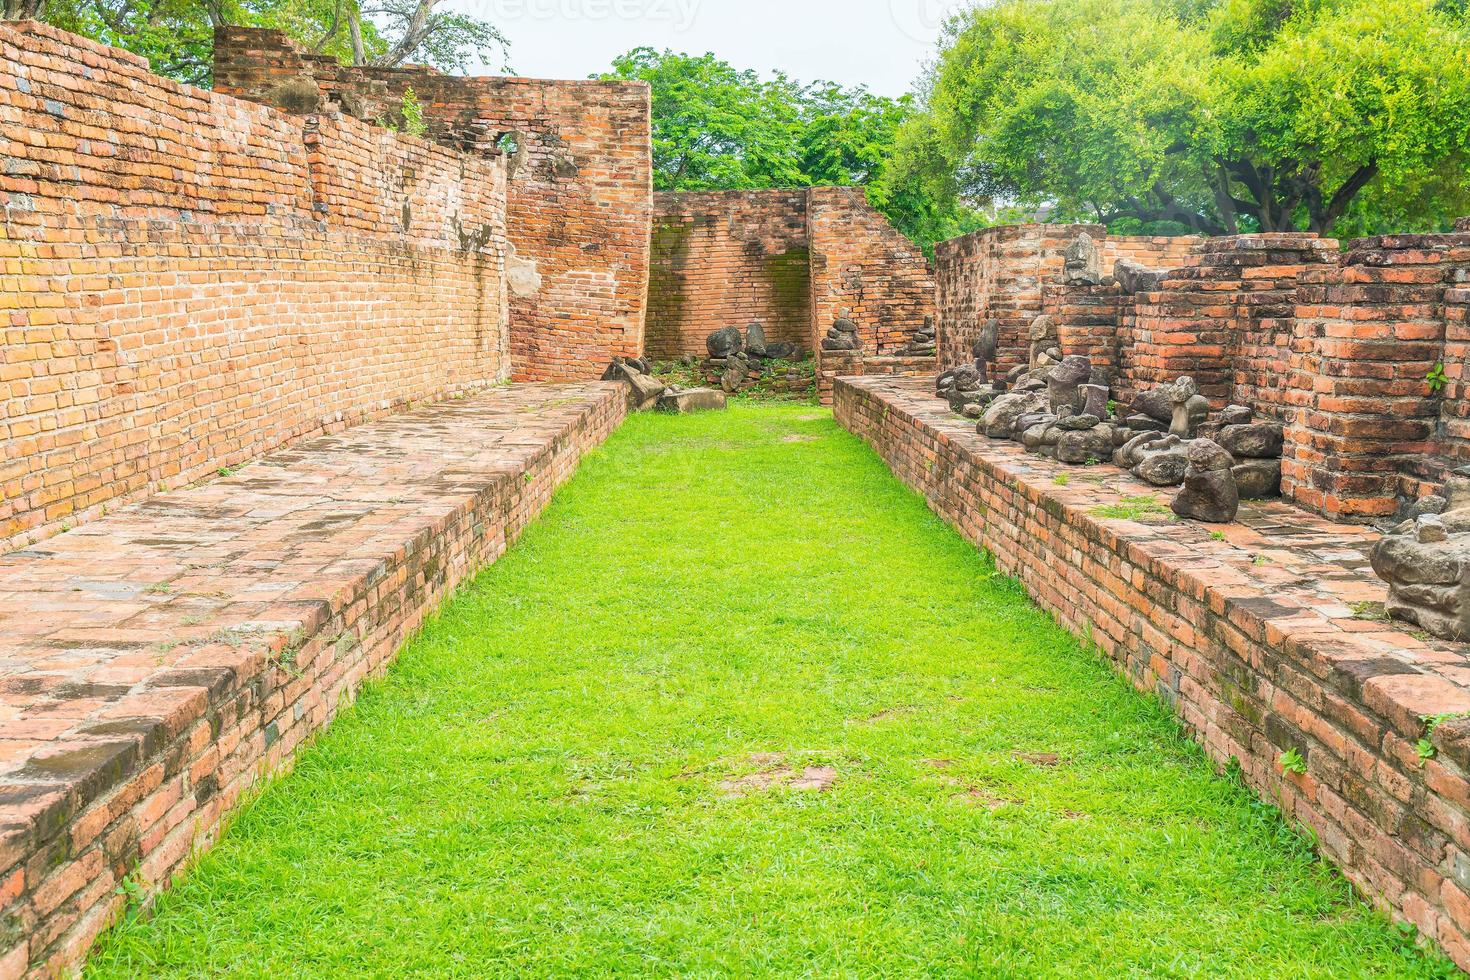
[0,382,626,976]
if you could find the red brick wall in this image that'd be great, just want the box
[1283,234,1470,520]
[0,21,511,554]
[647,190,810,359]
[836,375,1470,973]
[214,27,652,383]
[808,186,936,355]
[1120,235,1337,409]
[935,224,1198,375]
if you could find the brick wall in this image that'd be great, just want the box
[1120,235,1338,409]
[1284,234,1470,520]
[837,375,1470,973]
[807,186,936,354]
[935,224,1198,374]
[214,27,653,383]
[647,190,810,359]
[0,21,512,554]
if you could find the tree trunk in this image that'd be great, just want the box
[2,0,46,20]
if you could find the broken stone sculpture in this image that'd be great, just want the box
[601,357,667,410]
[1194,405,1284,500]
[1170,439,1239,523]
[1047,355,1092,415]
[1371,468,1470,640]
[745,321,768,357]
[905,316,938,357]
[980,389,1048,439]
[1028,315,1062,372]
[657,388,727,414]
[1063,232,1103,287]
[1167,377,1210,439]
[1113,258,1167,295]
[822,317,861,353]
[707,325,743,358]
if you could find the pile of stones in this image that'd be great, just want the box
[820,317,861,353]
[602,357,726,414]
[1372,469,1470,640]
[706,322,800,394]
[937,314,1287,524]
[903,317,938,357]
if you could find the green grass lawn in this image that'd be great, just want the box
[88,403,1454,977]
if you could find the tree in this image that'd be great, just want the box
[881,0,1470,241]
[600,48,911,193]
[17,0,506,86]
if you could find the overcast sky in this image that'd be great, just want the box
[444,0,973,96]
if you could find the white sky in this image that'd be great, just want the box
[445,0,974,96]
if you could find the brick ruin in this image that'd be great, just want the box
[0,21,513,555]
[943,226,1470,521]
[647,185,937,403]
[10,15,1470,978]
[214,26,653,383]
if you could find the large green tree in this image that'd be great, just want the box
[601,48,911,193]
[9,0,506,87]
[881,0,1470,242]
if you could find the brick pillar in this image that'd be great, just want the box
[1045,283,1126,379]
[1282,235,1467,520]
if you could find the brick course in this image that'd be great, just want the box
[0,21,511,554]
[837,375,1470,972]
[214,27,653,383]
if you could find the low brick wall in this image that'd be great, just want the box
[836,375,1470,970]
[816,355,936,405]
[0,383,627,976]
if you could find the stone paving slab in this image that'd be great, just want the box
[836,375,1470,969]
[0,381,627,976]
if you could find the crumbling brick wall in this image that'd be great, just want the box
[936,225,1198,375]
[807,186,936,355]
[1283,234,1470,520]
[0,21,511,553]
[214,27,652,382]
[1119,235,1337,409]
[647,190,811,359]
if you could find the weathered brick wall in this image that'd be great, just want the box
[836,375,1470,973]
[1283,234,1470,520]
[1120,235,1337,409]
[808,186,936,355]
[935,224,1197,373]
[647,190,810,359]
[214,27,653,383]
[0,21,511,554]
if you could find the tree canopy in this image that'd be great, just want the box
[879,0,1470,245]
[601,48,911,193]
[11,0,506,86]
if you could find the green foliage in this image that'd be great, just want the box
[1427,362,1448,393]
[601,48,909,194]
[1280,748,1308,774]
[86,405,1453,976]
[399,86,427,137]
[883,0,1470,241]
